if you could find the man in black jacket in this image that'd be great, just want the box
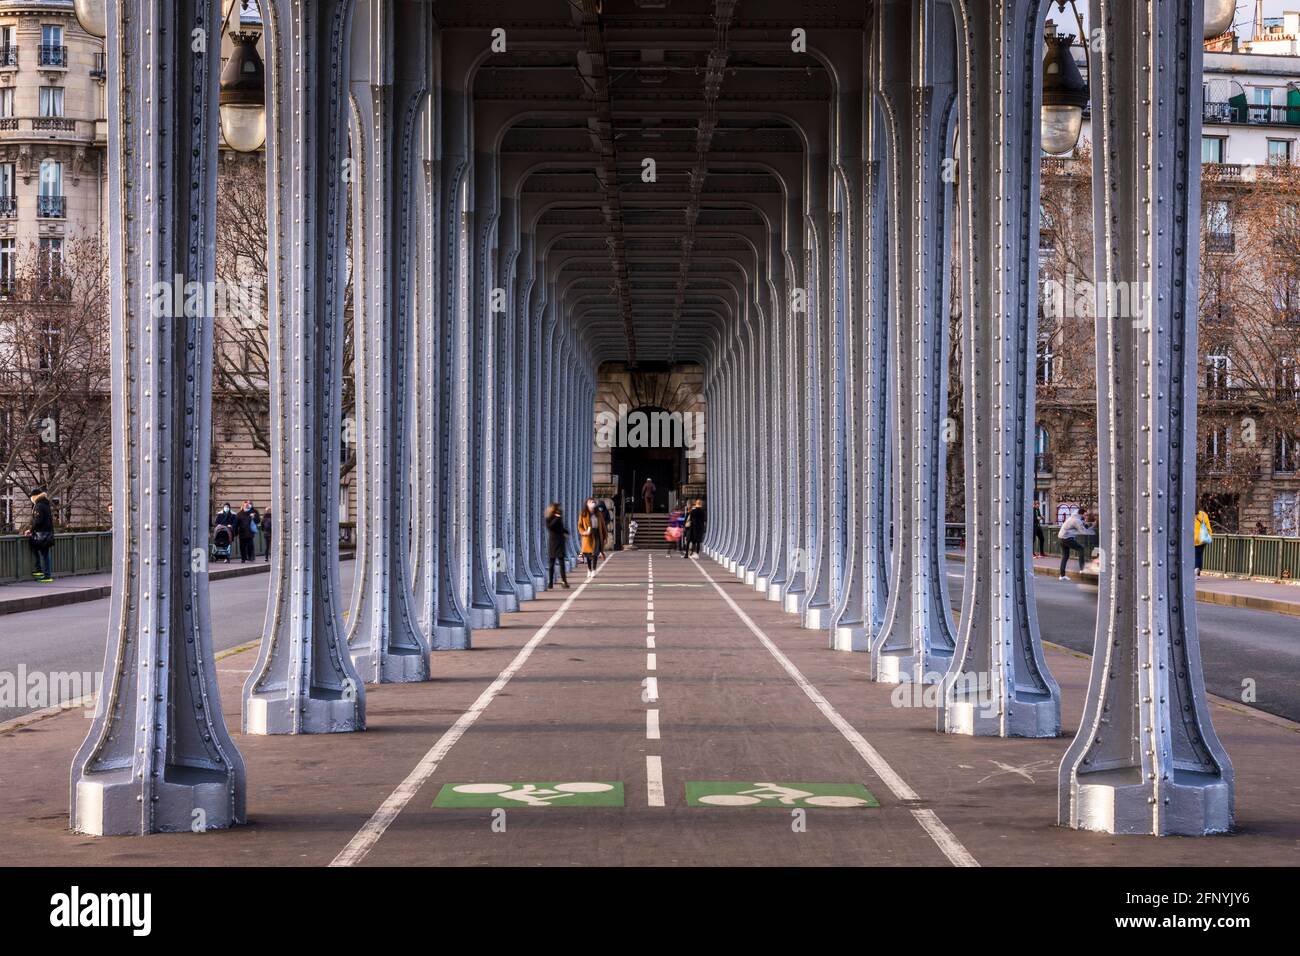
[24,487,55,582]
[235,501,260,563]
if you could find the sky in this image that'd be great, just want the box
[1063,1,1298,37]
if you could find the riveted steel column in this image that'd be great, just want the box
[345,0,431,684]
[413,81,439,635]
[756,249,786,594]
[1059,0,1233,835]
[780,238,808,609]
[244,0,366,734]
[71,0,245,835]
[939,0,1060,736]
[428,46,472,649]
[872,0,959,684]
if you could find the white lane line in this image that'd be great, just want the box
[647,635,655,649]
[692,559,979,868]
[646,755,665,806]
[646,709,661,740]
[330,554,613,867]
[646,610,654,621]
[647,652,657,671]
[647,622,655,634]
[644,676,659,702]
[647,601,654,611]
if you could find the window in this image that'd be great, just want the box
[1268,139,1293,165]
[38,236,63,296]
[1202,136,1226,163]
[38,87,64,118]
[1205,425,1231,468]
[0,25,14,68]
[1036,334,1056,385]
[0,163,12,218]
[1206,353,1231,398]
[37,160,63,217]
[1035,425,1052,474]
[1278,356,1300,398]
[1252,86,1275,122]
[41,25,63,47]
[1205,200,1233,251]
[38,25,65,67]
[1276,430,1300,474]
[0,88,12,118]
[0,237,14,295]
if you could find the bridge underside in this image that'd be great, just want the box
[70,0,1238,846]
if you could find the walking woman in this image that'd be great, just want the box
[577,497,606,577]
[545,502,570,589]
[683,498,706,559]
[1193,506,1214,576]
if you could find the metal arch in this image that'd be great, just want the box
[71,0,246,836]
[243,0,367,735]
[1059,0,1233,836]
[871,0,960,686]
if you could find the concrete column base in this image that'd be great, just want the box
[351,647,429,684]
[782,593,801,615]
[430,624,471,650]
[744,570,756,586]
[244,693,364,736]
[1067,771,1233,836]
[754,575,768,593]
[467,605,500,629]
[494,591,520,614]
[74,770,241,836]
[767,583,783,602]
[802,607,829,630]
[873,654,946,686]
[943,694,1059,738]
[832,625,868,651]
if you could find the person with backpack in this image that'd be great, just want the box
[24,487,55,582]
[1193,507,1214,576]
[1057,506,1093,580]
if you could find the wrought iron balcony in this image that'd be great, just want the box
[1034,452,1054,475]
[1204,100,1300,126]
[32,117,75,132]
[37,194,65,218]
[0,196,15,217]
[38,45,67,68]
[0,46,17,68]
[1206,232,1235,253]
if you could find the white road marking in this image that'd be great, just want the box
[644,676,659,702]
[693,559,980,868]
[647,622,655,634]
[646,709,661,740]
[646,611,654,621]
[647,653,657,670]
[330,554,614,867]
[647,635,655,648]
[646,755,665,806]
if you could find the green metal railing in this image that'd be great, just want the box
[946,523,1300,581]
[0,532,114,583]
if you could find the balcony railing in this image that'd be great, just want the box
[0,46,16,68]
[1204,101,1300,126]
[90,52,105,79]
[1034,452,1054,475]
[0,118,16,131]
[37,194,65,218]
[0,195,14,218]
[37,44,67,68]
[32,117,75,132]
[1206,232,1235,253]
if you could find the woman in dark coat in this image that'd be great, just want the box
[684,499,706,558]
[24,487,55,582]
[544,502,569,589]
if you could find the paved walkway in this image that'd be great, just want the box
[1,550,1297,866]
[0,561,272,615]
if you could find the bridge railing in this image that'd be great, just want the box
[0,532,114,583]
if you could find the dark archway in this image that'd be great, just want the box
[611,405,688,514]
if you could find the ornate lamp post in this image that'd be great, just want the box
[1040,21,1088,155]
[1204,0,1237,37]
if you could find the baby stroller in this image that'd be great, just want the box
[665,510,685,553]
[211,524,234,563]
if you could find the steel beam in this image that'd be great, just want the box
[939,0,1061,736]
[1058,0,1234,835]
[71,0,246,836]
[244,0,366,734]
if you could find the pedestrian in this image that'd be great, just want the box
[215,502,237,532]
[23,487,55,582]
[641,477,656,515]
[594,496,612,560]
[544,502,569,589]
[1032,503,1046,557]
[235,500,260,563]
[665,508,685,553]
[577,498,606,577]
[1193,506,1214,577]
[261,507,273,561]
[684,498,706,559]
[1057,506,1093,580]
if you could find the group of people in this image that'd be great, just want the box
[1034,501,1223,580]
[213,500,271,563]
[666,499,706,559]
[544,496,612,587]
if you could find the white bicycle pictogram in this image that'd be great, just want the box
[449,782,615,806]
[696,782,871,808]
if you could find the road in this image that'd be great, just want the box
[0,557,1295,724]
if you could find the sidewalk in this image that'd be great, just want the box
[948,550,1300,619]
[0,560,272,616]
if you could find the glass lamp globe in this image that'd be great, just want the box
[219,33,266,153]
[1204,0,1236,38]
[1041,104,1084,155]
[73,0,108,38]
[219,103,266,153]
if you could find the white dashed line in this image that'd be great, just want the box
[646,755,665,806]
[646,709,661,740]
[647,653,657,670]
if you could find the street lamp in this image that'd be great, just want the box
[72,0,107,39]
[1204,0,1236,38]
[1040,25,1088,155]
[219,32,267,153]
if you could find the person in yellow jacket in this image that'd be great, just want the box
[1193,508,1213,576]
[576,498,606,578]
